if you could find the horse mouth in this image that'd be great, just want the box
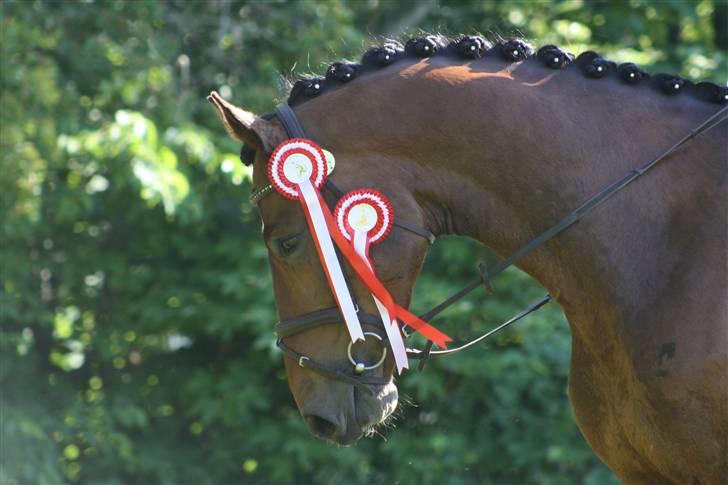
[303,381,399,445]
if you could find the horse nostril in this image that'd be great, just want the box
[305,414,339,440]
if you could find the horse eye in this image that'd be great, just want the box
[278,234,301,257]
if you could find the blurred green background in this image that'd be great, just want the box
[2,0,725,483]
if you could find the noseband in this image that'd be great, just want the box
[253,103,727,393]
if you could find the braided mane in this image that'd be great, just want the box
[287,35,728,107]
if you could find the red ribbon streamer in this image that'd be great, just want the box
[318,192,452,348]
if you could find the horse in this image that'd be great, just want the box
[208,36,727,483]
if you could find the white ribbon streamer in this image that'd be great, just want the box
[298,180,365,343]
[352,230,409,373]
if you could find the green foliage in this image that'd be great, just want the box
[1,0,723,483]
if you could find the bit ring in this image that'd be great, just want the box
[347,332,387,374]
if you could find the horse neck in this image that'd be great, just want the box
[298,59,721,344]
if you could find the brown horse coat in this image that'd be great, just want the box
[210,51,727,483]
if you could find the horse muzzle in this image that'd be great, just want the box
[300,380,398,445]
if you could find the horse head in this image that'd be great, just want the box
[208,92,432,444]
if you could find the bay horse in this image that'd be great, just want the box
[208,36,727,483]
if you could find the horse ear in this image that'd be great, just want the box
[207,91,286,153]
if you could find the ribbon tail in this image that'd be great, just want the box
[298,181,364,342]
[320,193,398,318]
[352,231,409,373]
[394,307,452,349]
[373,297,409,373]
[320,193,452,348]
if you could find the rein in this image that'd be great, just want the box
[256,103,727,388]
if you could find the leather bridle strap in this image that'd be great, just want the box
[275,307,383,339]
[277,340,390,394]
[408,294,552,359]
[274,308,392,392]
[275,102,307,139]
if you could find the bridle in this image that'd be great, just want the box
[252,102,727,393]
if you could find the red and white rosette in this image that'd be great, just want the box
[323,198,452,355]
[334,190,408,373]
[268,139,365,343]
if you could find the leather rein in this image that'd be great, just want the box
[252,103,727,393]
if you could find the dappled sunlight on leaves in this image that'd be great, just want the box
[3,0,722,483]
